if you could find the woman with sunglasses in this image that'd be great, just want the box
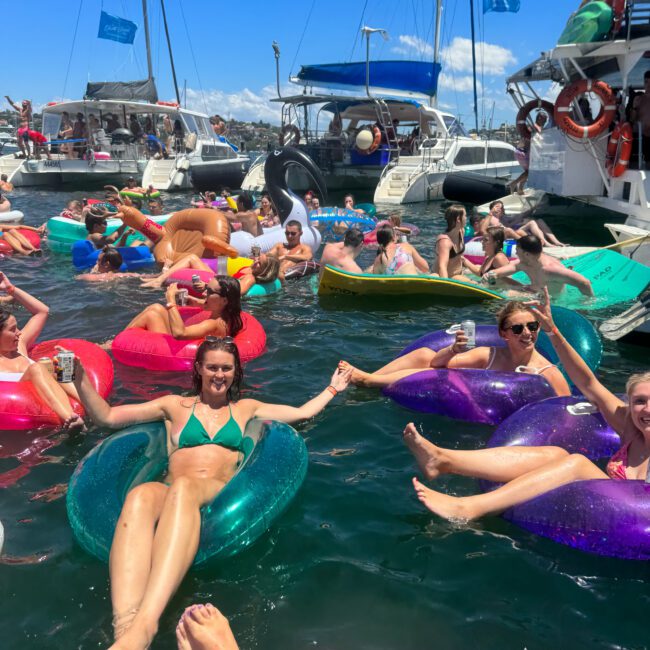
[340,299,570,397]
[407,286,650,521]
[125,275,243,340]
[72,336,352,649]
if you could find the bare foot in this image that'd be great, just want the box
[61,414,86,434]
[140,278,163,289]
[412,477,470,522]
[338,360,370,386]
[179,604,239,650]
[402,423,447,480]
[108,621,156,650]
[100,339,113,351]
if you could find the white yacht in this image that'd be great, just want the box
[0,123,18,156]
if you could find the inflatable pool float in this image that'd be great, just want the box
[119,189,161,200]
[558,1,613,45]
[67,417,308,565]
[284,260,320,280]
[112,308,266,371]
[318,265,502,301]
[507,249,650,311]
[0,228,41,255]
[354,202,377,217]
[0,210,24,225]
[463,236,517,266]
[309,208,376,241]
[482,395,650,559]
[0,339,113,431]
[71,240,155,271]
[167,268,281,299]
[46,214,171,254]
[363,220,421,246]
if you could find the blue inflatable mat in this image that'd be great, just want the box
[72,240,155,271]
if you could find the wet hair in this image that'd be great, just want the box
[485,226,505,252]
[99,246,123,271]
[85,213,107,233]
[237,191,254,211]
[253,255,280,283]
[444,204,466,230]
[212,275,243,337]
[626,371,650,396]
[285,219,302,233]
[496,301,535,331]
[389,213,402,227]
[191,337,243,400]
[0,308,13,332]
[517,234,543,255]
[344,194,355,203]
[343,227,364,248]
[375,224,395,262]
[0,174,7,181]
[489,200,504,212]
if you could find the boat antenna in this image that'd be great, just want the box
[361,26,389,97]
[432,0,442,108]
[273,41,282,99]
[469,0,479,134]
[160,0,181,104]
[141,0,154,82]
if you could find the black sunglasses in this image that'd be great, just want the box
[504,321,540,335]
[205,335,234,344]
[205,286,224,297]
[285,230,299,236]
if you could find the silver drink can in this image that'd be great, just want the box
[177,289,188,306]
[55,350,75,383]
[191,274,201,284]
[461,319,476,349]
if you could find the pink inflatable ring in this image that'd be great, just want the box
[0,339,114,431]
[111,308,266,371]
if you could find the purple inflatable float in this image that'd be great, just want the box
[483,396,650,560]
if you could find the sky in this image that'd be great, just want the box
[1,0,572,127]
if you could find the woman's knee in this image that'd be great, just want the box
[122,483,165,515]
[564,453,594,476]
[167,475,198,502]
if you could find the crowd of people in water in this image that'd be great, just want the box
[1,179,648,650]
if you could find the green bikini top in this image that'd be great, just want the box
[177,400,245,452]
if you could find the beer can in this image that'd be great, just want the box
[176,289,188,306]
[191,274,201,284]
[461,319,476,349]
[55,350,75,383]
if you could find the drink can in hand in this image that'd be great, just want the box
[191,274,201,284]
[461,319,476,349]
[176,289,188,306]
[55,350,75,383]
[250,244,261,258]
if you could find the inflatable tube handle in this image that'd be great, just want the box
[566,402,599,416]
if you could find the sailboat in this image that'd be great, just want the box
[0,0,248,191]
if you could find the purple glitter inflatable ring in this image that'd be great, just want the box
[482,396,650,560]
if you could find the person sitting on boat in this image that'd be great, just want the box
[57,112,74,159]
[434,204,473,282]
[484,234,593,297]
[104,114,122,134]
[60,199,84,221]
[71,113,88,159]
[319,227,365,274]
[76,246,140,283]
[210,114,226,136]
[0,174,14,193]
[4,96,32,158]
[143,116,155,136]
[85,211,133,250]
[327,113,343,136]
[0,223,45,255]
[128,115,143,140]
[631,70,650,169]
[88,113,101,136]
[407,286,650,522]
[509,111,548,194]
[268,220,314,281]
[371,224,429,276]
[339,297,571,396]
[142,133,168,159]
[478,200,566,247]
[173,119,184,152]
[71,335,351,649]
[0,271,84,432]
[462,226,512,277]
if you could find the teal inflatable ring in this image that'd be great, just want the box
[246,278,282,298]
[67,419,308,565]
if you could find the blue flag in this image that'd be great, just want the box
[483,0,521,12]
[98,11,137,44]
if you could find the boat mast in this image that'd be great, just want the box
[160,0,181,104]
[432,0,442,107]
[141,0,154,82]
[469,0,479,134]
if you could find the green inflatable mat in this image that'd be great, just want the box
[509,249,650,311]
[558,1,612,45]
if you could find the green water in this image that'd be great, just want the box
[1,189,648,649]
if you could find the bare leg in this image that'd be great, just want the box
[141,254,212,288]
[177,603,239,650]
[402,422,569,482]
[3,231,31,255]
[532,218,566,246]
[412,453,608,521]
[109,482,167,639]
[110,476,225,650]
[20,364,84,432]
[340,347,436,385]
[126,303,172,333]
[10,230,38,252]
[517,221,549,247]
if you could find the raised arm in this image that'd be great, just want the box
[164,283,227,339]
[0,272,49,349]
[556,267,594,296]
[247,367,351,423]
[5,96,19,112]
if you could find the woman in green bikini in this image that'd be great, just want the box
[73,337,352,650]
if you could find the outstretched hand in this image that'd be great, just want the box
[524,286,555,332]
[329,366,352,393]
[0,271,13,292]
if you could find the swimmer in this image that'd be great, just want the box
[121,177,149,196]
[0,192,11,213]
[340,298,570,396]
[60,199,84,221]
[371,224,429,276]
[85,211,133,249]
[434,204,472,282]
[0,174,13,192]
[461,226,512,277]
[407,286,650,521]
[76,247,140,282]
[72,336,351,649]
[267,220,313,281]
[320,228,365,274]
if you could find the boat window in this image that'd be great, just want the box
[443,116,469,138]
[487,146,516,163]
[454,146,485,166]
[183,114,199,134]
[42,113,62,140]
[200,144,235,161]
[196,117,211,138]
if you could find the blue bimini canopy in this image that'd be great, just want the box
[293,60,441,99]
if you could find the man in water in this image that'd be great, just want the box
[320,227,365,273]
[0,192,11,213]
[85,212,133,249]
[148,197,164,216]
[224,192,262,236]
[76,247,140,282]
[484,234,593,297]
[0,174,14,192]
[268,220,314,280]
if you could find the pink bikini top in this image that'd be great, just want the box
[606,441,630,481]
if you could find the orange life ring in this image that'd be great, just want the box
[554,79,617,140]
[605,0,626,33]
[46,101,59,106]
[606,122,633,177]
[279,124,300,146]
[515,100,555,139]
[355,125,382,155]
[157,100,180,108]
